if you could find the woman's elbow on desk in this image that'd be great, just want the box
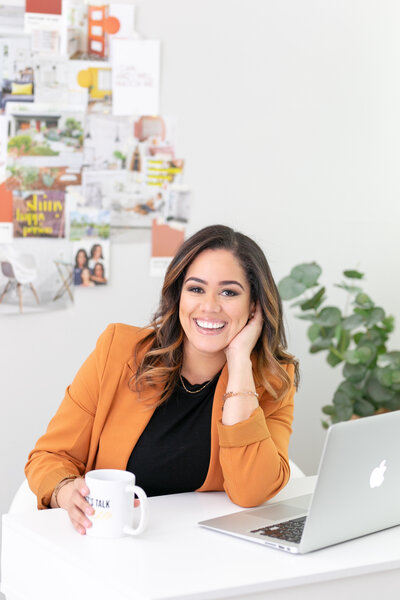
[222,460,291,508]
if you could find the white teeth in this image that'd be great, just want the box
[195,319,225,329]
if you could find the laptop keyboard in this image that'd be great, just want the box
[250,516,307,544]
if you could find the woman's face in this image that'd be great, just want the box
[93,245,102,259]
[77,251,86,267]
[81,268,91,283]
[179,249,254,360]
[94,264,103,277]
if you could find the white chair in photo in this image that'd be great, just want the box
[0,245,39,313]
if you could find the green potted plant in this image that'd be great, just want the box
[278,263,400,428]
[113,150,127,169]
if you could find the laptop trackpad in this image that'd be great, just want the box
[250,494,311,521]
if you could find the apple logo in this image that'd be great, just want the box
[369,460,387,489]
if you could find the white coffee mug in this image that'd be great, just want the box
[85,469,149,538]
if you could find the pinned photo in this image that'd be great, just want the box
[5,165,81,191]
[72,239,110,287]
[0,37,33,114]
[150,219,185,277]
[13,189,66,238]
[6,103,84,171]
[69,208,110,241]
[0,239,73,314]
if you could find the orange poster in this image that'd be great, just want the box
[0,183,13,242]
[151,219,185,277]
[25,0,62,14]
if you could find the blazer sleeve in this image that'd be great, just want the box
[25,324,116,509]
[216,363,295,507]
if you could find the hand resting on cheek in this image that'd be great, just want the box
[224,302,263,362]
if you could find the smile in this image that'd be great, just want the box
[194,318,226,332]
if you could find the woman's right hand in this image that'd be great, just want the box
[55,477,94,535]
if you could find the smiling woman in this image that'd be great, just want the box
[135,225,298,409]
[25,224,299,535]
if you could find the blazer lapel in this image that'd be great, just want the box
[197,364,228,491]
[197,358,266,491]
[92,359,162,471]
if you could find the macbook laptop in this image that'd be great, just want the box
[199,410,400,553]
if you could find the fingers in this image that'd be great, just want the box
[250,303,263,332]
[252,301,263,320]
[73,480,94,534]
[70,518,87,535]
[248,302,262,323]
[75,485,94,517]
[60,477,94,535]
[75,477,89,495]
[69,495,93,535]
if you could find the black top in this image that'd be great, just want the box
[126,373,220,497]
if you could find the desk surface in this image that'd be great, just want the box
[2,476,400,600]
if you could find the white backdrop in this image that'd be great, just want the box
[1,0,400,572]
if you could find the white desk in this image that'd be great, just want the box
[2,476,400,600]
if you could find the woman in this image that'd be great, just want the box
[73,248,88,286]
[25,225,298,535]
[90,262,107,285]
[88,244,104,270]
[80,267,95,287]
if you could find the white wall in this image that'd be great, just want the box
[1,0,400,570]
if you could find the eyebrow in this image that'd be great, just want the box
[184,277,245,291]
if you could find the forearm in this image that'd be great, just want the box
[217,402,294,507]
[49,477,78,509]
[25,451,83,509]
[222,354,259,426]
[217,363,296,507]
[220,432,290,507]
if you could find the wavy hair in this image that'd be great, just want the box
[132,225,299,405]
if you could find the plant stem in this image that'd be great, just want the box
[344,290,351,318]
[329,346,344,360]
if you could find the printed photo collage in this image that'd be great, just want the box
[0,1,191,314]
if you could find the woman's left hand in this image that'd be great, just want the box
[225,302,263,362]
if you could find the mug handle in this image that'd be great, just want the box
[123,484,149,536]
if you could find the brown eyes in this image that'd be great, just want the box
[185,287,238,297]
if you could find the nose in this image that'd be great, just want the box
[199,292,221,313]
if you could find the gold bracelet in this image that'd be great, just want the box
[53,476,78,508]
[223,391,259,401]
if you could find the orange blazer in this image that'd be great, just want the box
[25,323,296,509]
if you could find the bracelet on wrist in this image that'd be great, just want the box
[53,476,78,508]
[222,390,259,402]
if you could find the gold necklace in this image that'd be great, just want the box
[179,372,213,394]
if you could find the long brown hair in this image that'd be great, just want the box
[133,224,299,405]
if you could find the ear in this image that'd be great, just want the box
[249,301,256,319]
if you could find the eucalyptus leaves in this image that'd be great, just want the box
[278,263,400,428]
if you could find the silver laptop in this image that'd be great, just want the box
[199,410,400,553]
